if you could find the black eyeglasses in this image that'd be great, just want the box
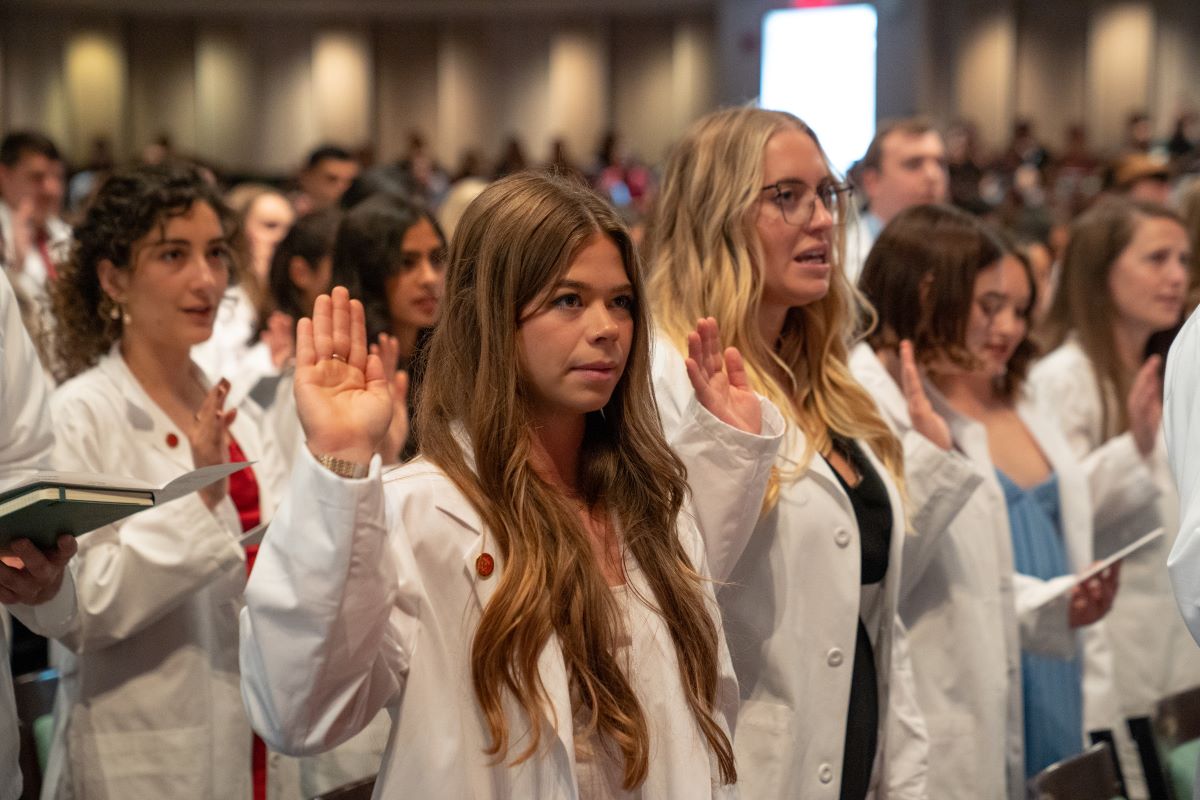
[761,180,853,227]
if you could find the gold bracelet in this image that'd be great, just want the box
[314,452,369,479]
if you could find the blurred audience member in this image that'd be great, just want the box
[847,117,949,280]
[0,131,69,305]
[493,136,528,178]
[294,145,359,214]
[1110,151,1172,206]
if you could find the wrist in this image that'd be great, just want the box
[307,444,372,478]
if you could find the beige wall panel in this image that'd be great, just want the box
[486,18,552,166]
[1153,0,1200,139]
[313,27,372,150]
[613,19,676,165]
[375,21,439,165]
[1014,0,1086,151]
[436,23,491,169]
[1,12,70,150]
[195,25,256,170]
[952,3,1016,153]
[548,23,609,169]
[128,19,196,161]
[64,23,127,164]
[1087,2,1154,153]
[671,17,715,137]
[253,20,316,174]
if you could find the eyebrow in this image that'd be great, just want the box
[553,279,634,293]
[147,236,228,247]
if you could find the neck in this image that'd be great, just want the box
[933,370,1007,418]
[758,304,788,351]
[119,332,198,407]
[527,411,585,496]
[391,323,420,362]
[1111,321,1151,376]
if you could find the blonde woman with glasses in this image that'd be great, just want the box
[647,107,928,799]
[239,172,784,797]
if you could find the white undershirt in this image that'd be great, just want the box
[574,572,716,799]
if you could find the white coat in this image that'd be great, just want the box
[1167,308,1200,642]
[849,345,1024,800]
[41,346,299,800]
[239,398,783,799]
[651,337,927,799]
[191,285,276,407]
[1032,341,1193,797]
[0,269,76,800]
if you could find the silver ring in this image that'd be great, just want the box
[329,353,346,362]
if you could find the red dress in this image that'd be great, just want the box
[227,438,267,800]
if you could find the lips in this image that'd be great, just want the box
[794,246,828,264]
[413,296,439,314]
[571,361,619,381]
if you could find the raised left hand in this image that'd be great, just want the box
[685,317,762,435]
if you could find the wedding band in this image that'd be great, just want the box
[329,353,346,362]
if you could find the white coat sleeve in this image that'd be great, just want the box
[881,617,930,800]
[1032,364,1160,555]
[650,337,785,582]
[1166,311,1200,644]
[896,430,982,602]
[0,270,52,471]
[49,392,245,652]
[239,447,419,756]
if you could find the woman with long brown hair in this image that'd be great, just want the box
[1031,196,1199,792]
[239,172,782,796]
[647,106,919,799]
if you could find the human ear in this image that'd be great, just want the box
[97,258,130,305]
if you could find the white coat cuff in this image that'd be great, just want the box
[7,570,76,638]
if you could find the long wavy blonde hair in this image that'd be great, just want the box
[647,106,903,493]
[416,172,735,788]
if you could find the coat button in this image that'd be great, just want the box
[818,763,834,783]
[834,528,850,548]
[827,648,844,667]
[165,433,179,448]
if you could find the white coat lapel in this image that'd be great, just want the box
[439,494,578,770]
[98,348,195,473]
[1018,399,1093,568]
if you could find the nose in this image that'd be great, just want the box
[1168,253,1190,290]
[808,195,834,232]
[587,302,620,342]
[991,306,1023,338]
[417,257,440,288]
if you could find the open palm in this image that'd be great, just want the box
[685,317,762,435]
[295,287,398,465]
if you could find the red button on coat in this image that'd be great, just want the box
[165,433,179,448]
[475,553,495,578]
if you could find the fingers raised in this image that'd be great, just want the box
[348,298,368,371]
[296,317,316,368]
[331,287,352,361]
[312,293,333,361]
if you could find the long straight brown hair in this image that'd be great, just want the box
[1041,196,1185,438]
[416,172,735,788]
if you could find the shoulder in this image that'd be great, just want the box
[382,458,481,529]
[649,329,691,410]
[1029,342,1099,400]
[51,362,118,416]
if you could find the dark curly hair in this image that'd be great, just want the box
[50,164,235,381]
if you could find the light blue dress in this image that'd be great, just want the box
[997,470,1084,778]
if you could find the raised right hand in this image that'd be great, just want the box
[899,340,952,451]
[295,287,394,466]
[190,377,236,509]
[1128,355,1163,458]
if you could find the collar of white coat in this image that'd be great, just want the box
[848,342,913,429]
[410,420,579,770]
[96,343,205,472]
[429,419,578,777]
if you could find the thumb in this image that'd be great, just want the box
[392,370,410,401]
